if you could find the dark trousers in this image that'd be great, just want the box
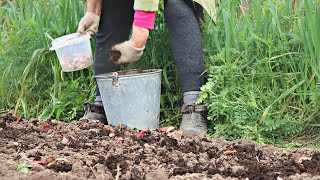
[95,0,204,96]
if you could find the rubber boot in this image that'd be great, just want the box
[80,102,107,124]
[180,103,208,137]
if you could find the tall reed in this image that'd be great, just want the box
[199,0,320,142]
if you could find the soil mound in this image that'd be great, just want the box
[0,114,319,180]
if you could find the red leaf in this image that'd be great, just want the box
[104,126,115,133]
[98,122,105,128]
[34,160,47,165]
[42,125,52,132]
[137,128,148,138]
[98,123,115,133]
[224,150,237,156]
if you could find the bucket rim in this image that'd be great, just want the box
[94,69,162,79]
[52,33,80,44]
[50,33,90,51]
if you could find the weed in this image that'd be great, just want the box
[16,162,32,174]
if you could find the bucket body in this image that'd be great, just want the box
[95,70,162,130]
[50,33,93,72]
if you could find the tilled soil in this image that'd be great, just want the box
[0,113,320,180]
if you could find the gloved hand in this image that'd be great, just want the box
[109,26,149,65]
[109,40,145,65]
[77,12,100,36]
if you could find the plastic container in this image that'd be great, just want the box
[95,69,162,130]
[50,33,93,72]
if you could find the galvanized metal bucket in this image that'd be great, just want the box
[94,69,162,130]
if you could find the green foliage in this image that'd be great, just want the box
[39,77,94,122]
[16,162,32,173]
[198,0,320,142]
[299,0,320,78]
[0,0,93,120]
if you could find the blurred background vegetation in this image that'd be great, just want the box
[0,0,319,145]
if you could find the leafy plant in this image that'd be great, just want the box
[16,162,32,173]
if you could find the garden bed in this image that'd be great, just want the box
[0,113,320,180]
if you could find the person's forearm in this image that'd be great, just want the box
[131,26,149,49]
[86,0,103,16]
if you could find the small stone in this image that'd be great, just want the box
[95,164,107,174]
[231,165,245,174]
[115,136,124,141]
[85,143,93,146]
[186,162,194,167]
[109,133,115,138]
[297,156,311,163]
[171,131,183,140]
[101,140,109,146]
[199,157,207,164]
[51,119,60,124]
[89,128,99,133]
[61,136,69,145]
[144,143,150,148]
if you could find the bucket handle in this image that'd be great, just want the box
[112,72,120,87]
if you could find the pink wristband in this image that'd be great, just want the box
[133,10,156,30]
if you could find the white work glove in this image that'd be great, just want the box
[109,40,145,65]
[77,12,100,36]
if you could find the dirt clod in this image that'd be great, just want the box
[48,162,72,172]
[0,119,6,128]
[108,49,121,63]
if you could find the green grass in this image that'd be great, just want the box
[0,0,93,120]
[198,0,320,143]
[306,143,320,149]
